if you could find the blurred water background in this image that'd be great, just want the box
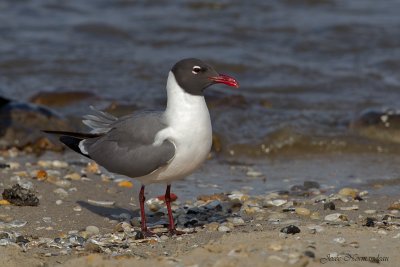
[1,0,400,196]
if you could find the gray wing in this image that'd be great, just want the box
[82,106,118,134]
[82,110,175,178]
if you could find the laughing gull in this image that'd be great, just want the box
[46,58,239,236]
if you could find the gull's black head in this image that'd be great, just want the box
[171,58,239,96]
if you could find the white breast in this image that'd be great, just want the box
[137,72,212,185]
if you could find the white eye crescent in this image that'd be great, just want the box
[192,65,201,74]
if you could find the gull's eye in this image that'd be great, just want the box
[192,65,202,74]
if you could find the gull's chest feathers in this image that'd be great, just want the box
[142,72,212,184]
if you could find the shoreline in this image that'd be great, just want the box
[0,150,400,266]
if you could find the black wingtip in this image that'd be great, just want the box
[59,136,91,158]
[43,130,101,138]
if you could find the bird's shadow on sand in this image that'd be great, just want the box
[77,201,140,220]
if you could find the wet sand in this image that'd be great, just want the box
[1,150,399,267]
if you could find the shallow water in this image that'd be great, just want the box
[1,0,400,194]
[144,153,400,199]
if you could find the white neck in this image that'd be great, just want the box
[164,71,209,125]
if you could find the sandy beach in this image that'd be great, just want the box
[1,149,399,267]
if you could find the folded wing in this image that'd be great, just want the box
[47,108,175,178]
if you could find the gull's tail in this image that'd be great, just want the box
[43,130,101,158]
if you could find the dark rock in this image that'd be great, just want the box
[0,232,11,239]
[184,218,199,227]
[350,109,400,143]
[54,237,63,244]
[277,190,290,195]
[16,235,30,244]
[0,163,10,168]
[354,195,363,201]
[187,207,201,215]
[282,207,296,212]
[304,250,315,258]
[2,184,39,206]
[30,91,96,107]
[303,181,320,189]
[280,225,300,235]
[364,217,376,227]
[204,200,222,211]
[69,235,86,246]
[85,242,102,253]
[324,202,336,210]
[290,185,305,192]
[289,184,310,196]
[0,97,70,150]
[135,231,145,240]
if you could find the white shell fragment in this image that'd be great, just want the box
[88,199,115,206]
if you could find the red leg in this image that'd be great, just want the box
[165,184,185,236]
[138,185,156,238]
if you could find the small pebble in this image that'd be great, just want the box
[73,206,82,212]
[86,225,100,235]
[349,241,360,248]
[86,162,101,174]
[37,161,52,168]
[310,212,320,220]
[160,235,169,241]
[117,180,133,188]
[205,222,220,231]
[333,237,346,244]
[280,225,300,235]
[324,202,336,210]
[268,243,282,251]
[55,200,63,205]
[231,217,245,226]
[295,207,311,216]
[218,225,231,232]
[304,250,315,258]
[388,201,400,210]
[64,173,81,180]
[364,217,376,227]
[35,170,48,181]
[324,213,348,222]
[264,199,287,207]
[113,222,132,232]
[8,162,20,170]
[378,229,387,235]
[228,191,248,203]
[364,210,376,214]
[146,198,163,212]
[135,231,145,240]
[87,199,115,206]
[340,205,358,211]
[0,200,10,205]
[85,242,102,253]
[307,225,324,233]
[52,160,69,168]
[54,180,71,188]
[43,217,52,223]
[338,188,358,198]
[6,220,27,228]
[53,188,68,198]
[246,170,263,177]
